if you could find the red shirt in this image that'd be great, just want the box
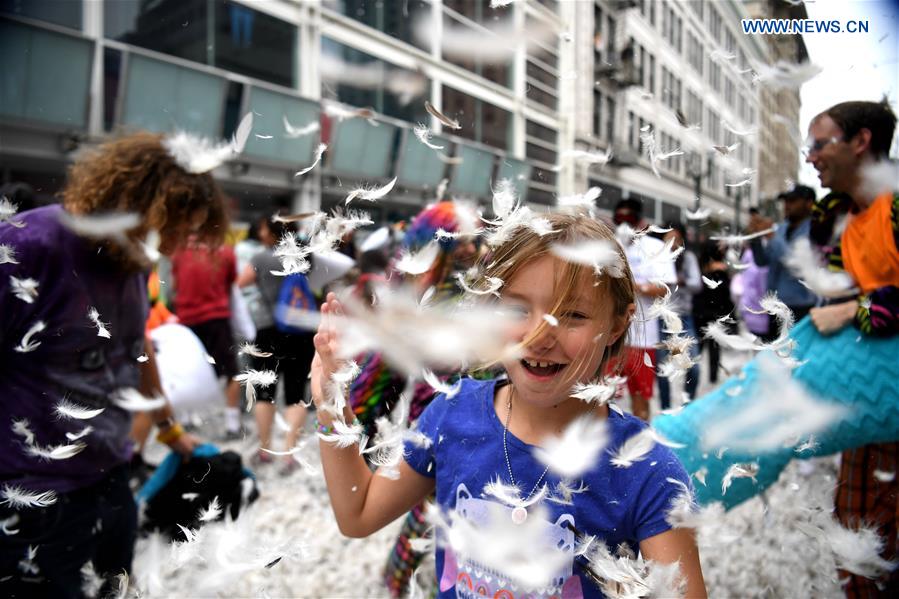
[171,243,236,325]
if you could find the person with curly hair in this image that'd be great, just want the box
[0,131,228,596]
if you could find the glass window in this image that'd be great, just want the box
[1,0,82,30]
[321,37,429,125]
[105,0,296,88]
[121,53,226,137]
[396,127,451,188]
[497,158,531,201]
[325,0,430,52]
[442,85,511,152]
[329,118,398,179]
[441,2,513,89]
[449,144,494,197]
[0,19,93,128]
[243,87,319,165]
[103,47,122,131]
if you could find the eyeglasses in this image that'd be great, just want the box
[801,136,841,158]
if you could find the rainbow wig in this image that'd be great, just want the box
[402,201,461,252]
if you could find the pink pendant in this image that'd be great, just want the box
[511,506,528,524]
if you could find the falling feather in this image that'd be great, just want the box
[454,272,503,297]
[533,415,609,478]
[424,101,461,130]
[419,16,554,64]
[162,112,253,174]
[685,207,711,221]
[0,243,19,264]
[294,143,327,177]
[10,276,38,303]
[197,497,223,522]
[0,196,26,227]
[57,211,141,241]
[556,187,602,212]
[26,442,87,461]
[492,178,518,219]
[65,426,94,442]
[87,307,111,338]
[324,103,377,123]
[344,177,397,205]
[55,398,104,420]
[394,241,440,275]
[549,239,626,277]
[610,429,657,468]
[721,463,759,495]
[421,369,462,399]
[14,320,46,353]
[283,116,319,138]
[753,60,822,89]
[785,238,858,298]
[558,148,613,167]
[318,419,365,448]
[0,484,58,508]
[234,369,278,411]
[702,275,722,289]
[271,232,310,277]
[570,376,624,405]
[542,313,559,327]
[238,342,273,358]
[413,123,444,150]
[110,388,167,412]
[713,142,741,156]
[859,160,899,197]
[272,211,317,223]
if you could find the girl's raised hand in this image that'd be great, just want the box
[311,292,346,410]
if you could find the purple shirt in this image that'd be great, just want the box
[1,205,148,493]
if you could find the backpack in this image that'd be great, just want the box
[274,273,319,334]
[141,449,259,541]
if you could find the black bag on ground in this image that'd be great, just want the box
[141,450,258,541]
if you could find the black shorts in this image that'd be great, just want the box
[252,326,316,406]
[188,318,239,379]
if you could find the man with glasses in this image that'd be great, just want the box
[746,184,819,333]
[805,99,899,598]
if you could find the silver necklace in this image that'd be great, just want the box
[503,389,550,525]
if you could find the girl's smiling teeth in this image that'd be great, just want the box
[521,358,566,377]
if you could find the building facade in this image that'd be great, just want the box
[1,0,785,229]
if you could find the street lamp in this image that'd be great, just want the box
[686,151,714,247]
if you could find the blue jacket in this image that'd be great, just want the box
[751,217,818,308]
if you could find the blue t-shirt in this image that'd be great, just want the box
[404,378,691,599]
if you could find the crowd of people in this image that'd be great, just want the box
[0,98,896,598]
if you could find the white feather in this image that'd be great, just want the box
[685,207,711,221]
[570,376,624,405]
[318,419,365,449]
[294,143,327,177]
[14,320,46,353]
[0,196,26,227]
[559,148,613,167]
[721,462,759,495]
[394,241,441,276]
[413,123,444,150]
[234,369,278,411]
[110,387,167,412]
[556,187,602,212]
[533,415,609,478]
[197,497,223,522]
[454,272,503,297]
[418,16,554,64]
[0,484,57,508]
[162,112,253,174]
[65,426,94,442]
[0,243,19,264]
[10,276,38,303]
[26,442,86,461]
[610,429,656,468]
[785,238,858,298]
[283,115,320,138]
[344,177,397,205]
[87,306,111,338]
[421,369,462,399]
[549,239,626,278]
[237,342,272,358]
[57,211,141,240]
[54,398,104,420]
[859,160,899,197]
[702,275,721,289]
[753,60,822,89]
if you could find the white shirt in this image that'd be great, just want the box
[624,235,678,348]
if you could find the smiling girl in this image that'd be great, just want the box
[311,213,705,598]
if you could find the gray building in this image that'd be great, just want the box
[1,0,794,230]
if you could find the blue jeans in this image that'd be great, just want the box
[656,315,701,410]
[0,464,136,599]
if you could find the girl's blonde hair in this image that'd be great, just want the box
[62,131,228,271]
[478,212,636,372]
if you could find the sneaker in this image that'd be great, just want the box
[250,450,274,467]
[278,457,300,476]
